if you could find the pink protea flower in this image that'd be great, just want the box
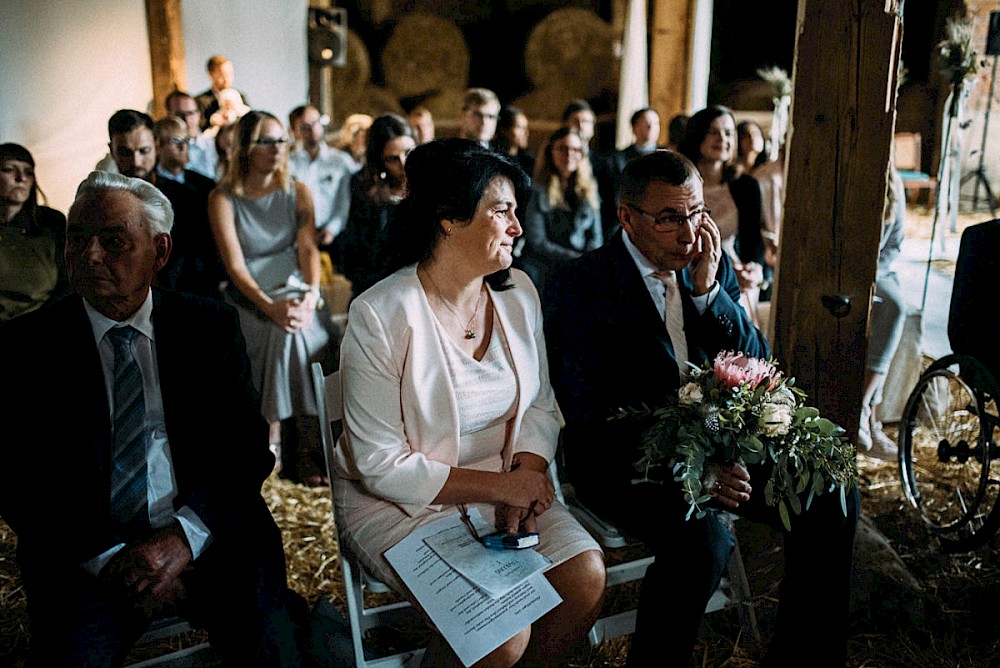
[712,351,783,391]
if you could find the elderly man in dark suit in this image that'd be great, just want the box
[0,171,299,666]
[544,150,859,667]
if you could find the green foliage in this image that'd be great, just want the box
[617,355,858,532]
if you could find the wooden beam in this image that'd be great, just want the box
[145,0,186,117]
[772,0,903,434]
[649,0,694,142]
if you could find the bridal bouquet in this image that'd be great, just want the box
[618,352,857,531]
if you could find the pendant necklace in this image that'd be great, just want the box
[422,268,485,340]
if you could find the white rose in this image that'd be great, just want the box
[761,401,793,436]
[678,382,704,406]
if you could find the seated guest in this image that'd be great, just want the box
[0,171,299,666]
[679,105,767,320]
[151,116,225,298]
[209,111,336,487]
[0,143,70,321]
[456,87,500,147]
[516,127,602,294]
[105,109,157,181]
[334,138,605,667]
[611,107,663,174]
[165,90,218,180]
[544,150,859,668]
[949,217,1000,384]
[331,113,415,301]
[857,163,907,460]
[562,99,616,241]
[288,104,354,250]
[492,105,536,176]
[605,107,665,234]
[195,54,250,132]
[406,103,436,145]
[667,113,689,152]
[334,113,372,172]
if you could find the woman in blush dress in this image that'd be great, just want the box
[334,138,605,668]
[679,105,767,323]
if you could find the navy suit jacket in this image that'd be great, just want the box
[543,231,769,514]
[949,218,1000,381]
[0,290,275,586]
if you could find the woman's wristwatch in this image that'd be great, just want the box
[310,285,325,311]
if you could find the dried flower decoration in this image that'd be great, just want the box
[756,66,792,99]
[937,15,982,85]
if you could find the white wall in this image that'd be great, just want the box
[0,0,154,213]
[182,0,308,126]
[0,0,308,215]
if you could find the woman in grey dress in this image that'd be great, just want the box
[209,110,335,486]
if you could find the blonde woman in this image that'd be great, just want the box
[515,127,602,293]
[208,110,336,486]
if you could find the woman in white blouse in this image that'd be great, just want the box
[334,138,605,668]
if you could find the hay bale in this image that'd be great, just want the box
[382,12,470,98]
[524,8,617,101]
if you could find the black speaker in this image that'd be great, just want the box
[308,7,347,67]
[988,11,1000,57]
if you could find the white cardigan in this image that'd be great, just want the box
[334,265,561,517]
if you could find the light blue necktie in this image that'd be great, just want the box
[107,326,149,534]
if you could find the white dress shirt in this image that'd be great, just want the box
[289,143,354,238]
[81,290,212,574]
[621,230,718,318]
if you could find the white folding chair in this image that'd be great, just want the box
[311,363,426,668]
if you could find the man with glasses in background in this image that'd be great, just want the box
[288,104,353,250]
[150,117,224,298]
[543,150,859,668]
[456,88,500,148]
[166,91,217,180]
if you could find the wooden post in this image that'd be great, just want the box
[650,0,695,141]
[772,0,903,434]
[145,0,186,115]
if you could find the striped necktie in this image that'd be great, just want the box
[653,271,689,382]
[107,326,150,534]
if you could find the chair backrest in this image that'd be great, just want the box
[309,362,425,667]
[894,132,922,172]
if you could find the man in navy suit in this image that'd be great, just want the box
[544,150,859,667]
[0,171,299,666]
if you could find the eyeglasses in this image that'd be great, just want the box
[554,145,584,155]
[252,136,291,148]
[627,204,710,232]
[167,137,193,148]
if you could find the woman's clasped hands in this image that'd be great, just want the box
[496,453,555,535]
[262,291,318,333]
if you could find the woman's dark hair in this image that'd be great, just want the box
[0,143,44,223]
[361,113,414,192]
[736,120,769,169]
[678,105,738,183]
[492,105,525,154]
[388,138,531,291]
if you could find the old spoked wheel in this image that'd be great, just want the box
[898,354,1000,551]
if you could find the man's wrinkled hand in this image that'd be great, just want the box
[102,524,193,602]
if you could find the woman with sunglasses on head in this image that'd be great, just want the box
[208,111,336,487]
[515,127,602,294]
[331,113,416,302]
[0,143,71,322]
[679,106,767,324]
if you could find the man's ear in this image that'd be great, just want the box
[153,233,173,271]
[617,204,634,236]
